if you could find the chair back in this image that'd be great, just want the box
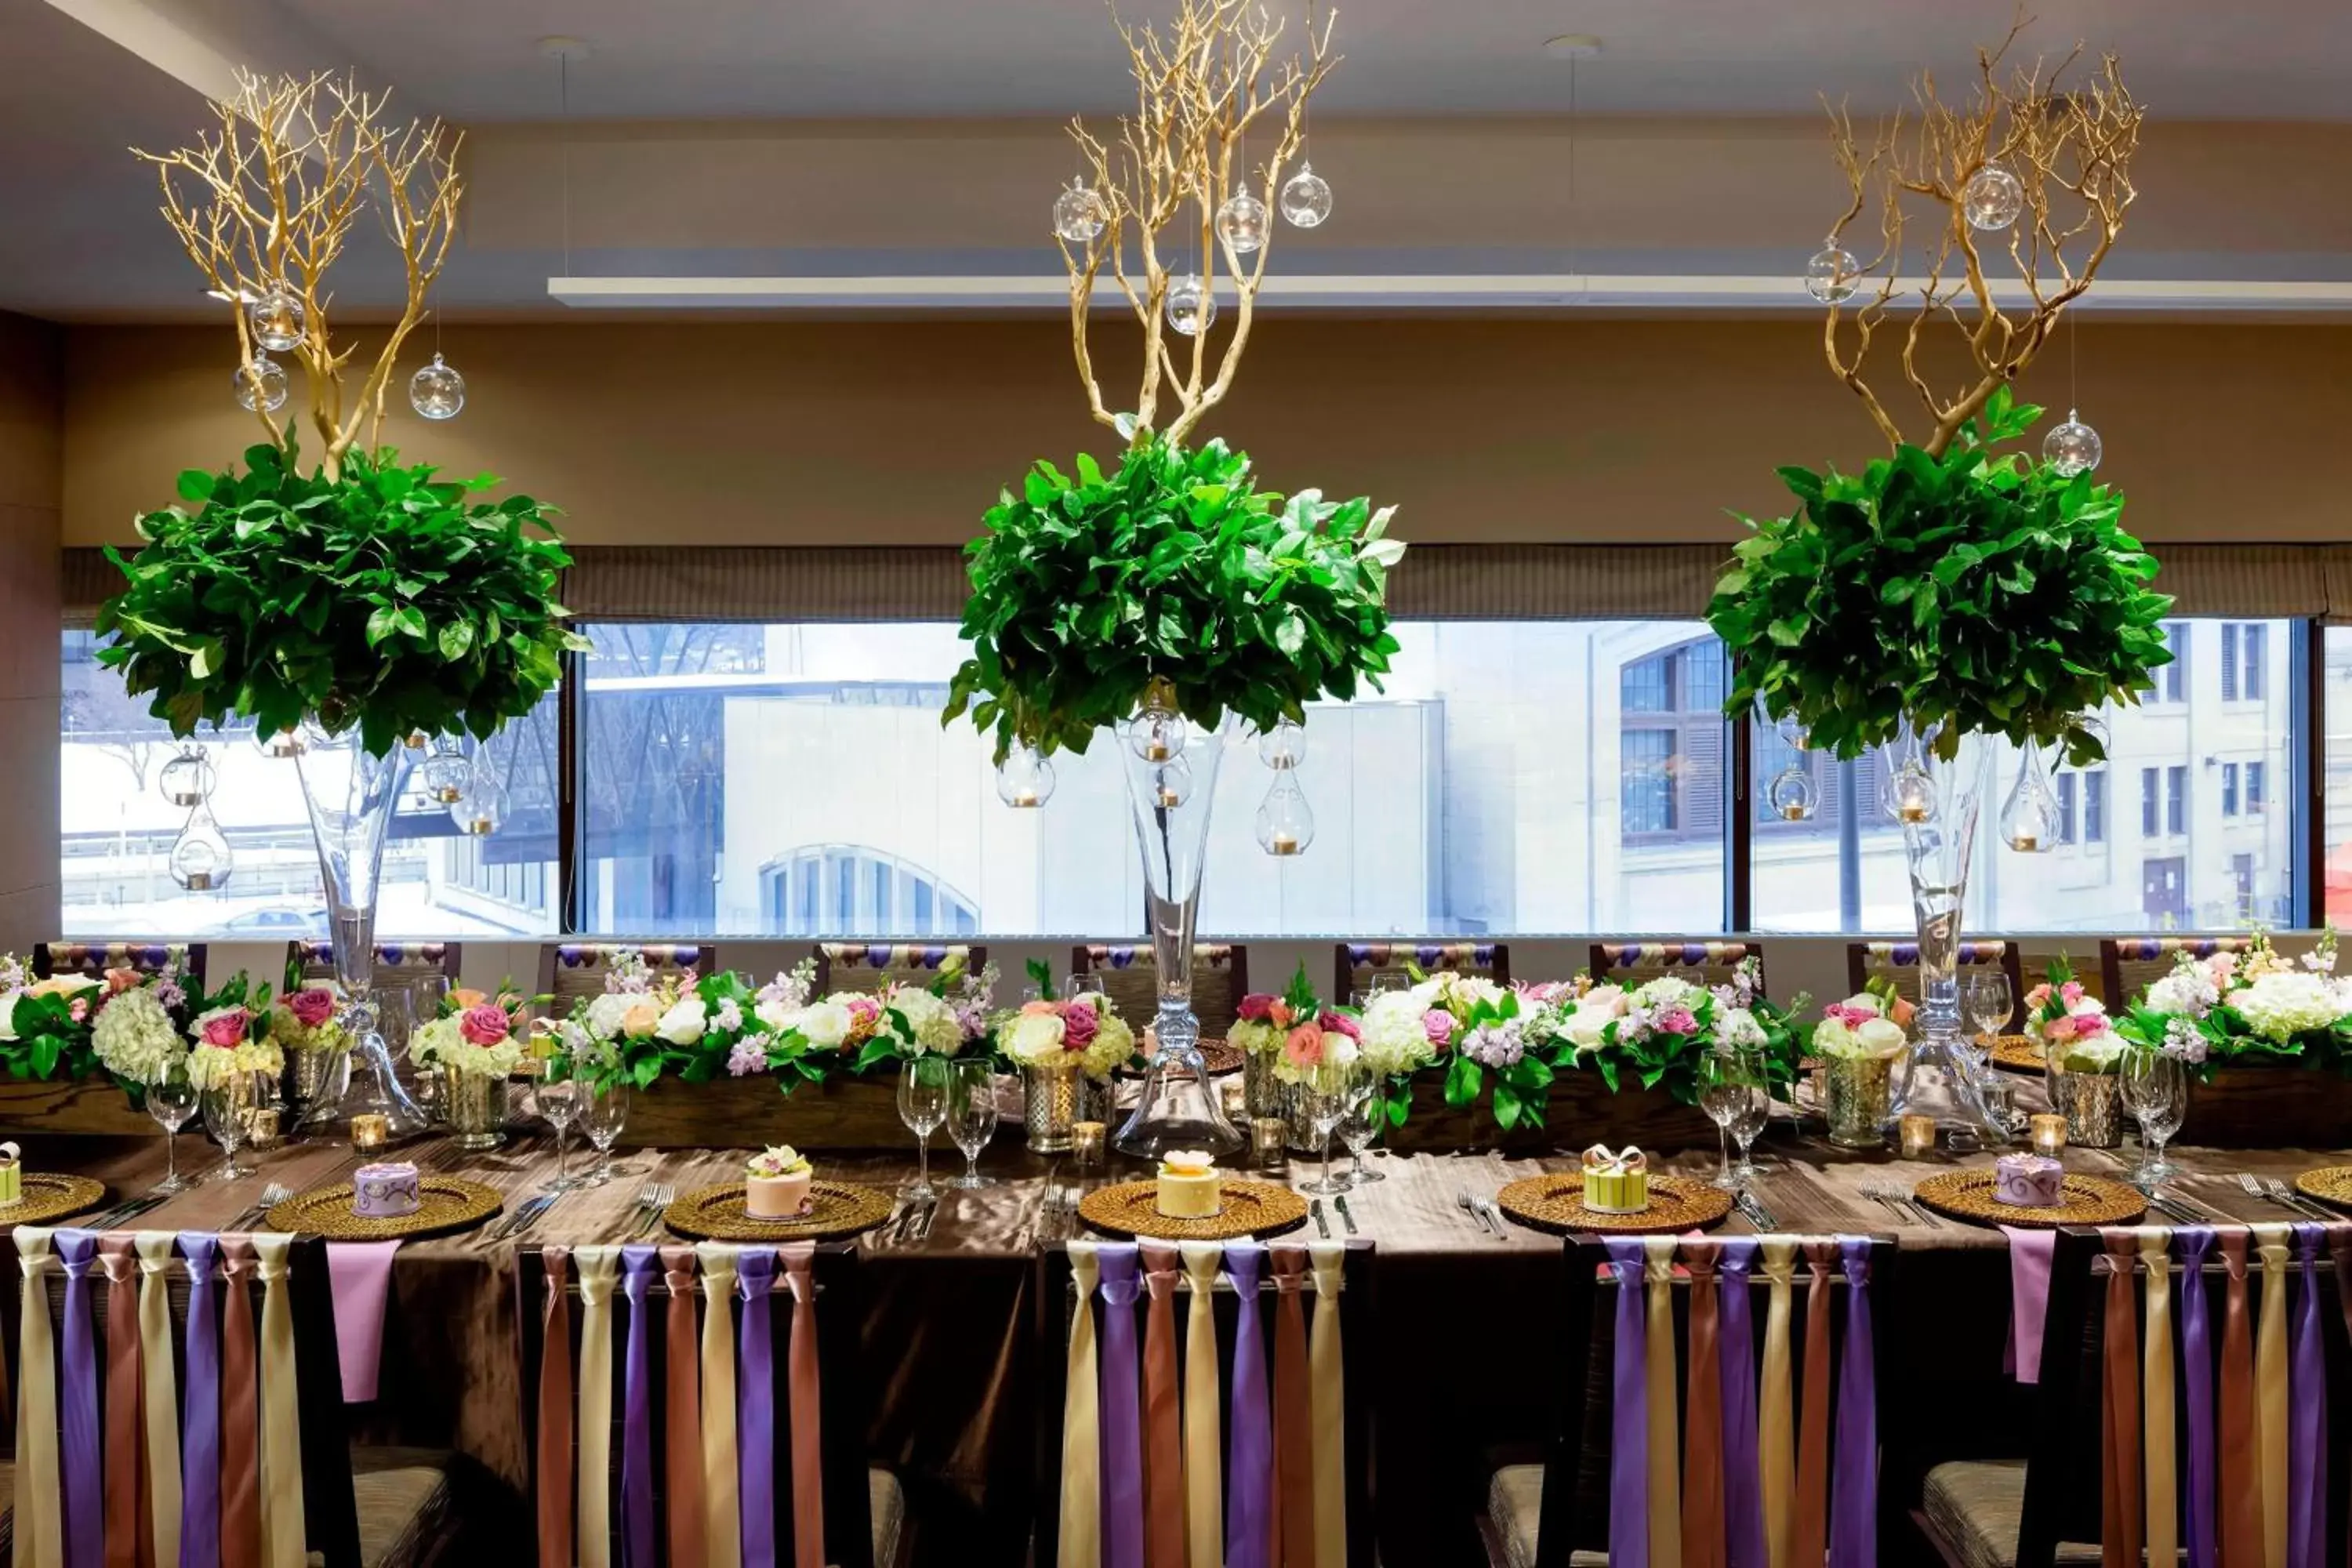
[1034,1238,1377,1568]
[539,943,715,1014]
[1589,940,1765,997]
[2010,1222,2352,1568]
[812,942,985,996]
[4,1225,361,1566]
[1332,942,1508,1001]
[34,942,206,987]
[1072,944,1250,1042]
[2010,942,2097,1007]
[285,939,462,1014]
[516,1240,876,1568]
[1847,939,2021,1016]
[2100,936,2256,1011]
[1526,1232,1896,1568]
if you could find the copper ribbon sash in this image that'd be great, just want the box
[536,1247,575,1568]
[96,1237,146,1568]
[1791,1242,1836,1568]
[1681,1240,1726,1568]
[662,1246,708,1568]
[219,1239,263,1568]
[2099,1229,2143,1568]
[1138,1243,1186,1568]
[779,1243,826,1568]
[2219,1231,2261,1568]
[1269,1247,1315,1568]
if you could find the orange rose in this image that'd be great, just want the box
[448,987,487,1011]
[1270,1000,1296,1029]
[621,1000,661,1037]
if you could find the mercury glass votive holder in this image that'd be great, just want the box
[1071,1120,1107,1172]
[1898,1114,1937,1158]
[2030,1113,2068,1158]
[1253,1117,1290,1172]
[350,1112,390,1152]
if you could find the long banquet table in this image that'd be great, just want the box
[10,1129,2346,1565]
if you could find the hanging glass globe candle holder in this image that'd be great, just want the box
[1805,237,1860,303]
[1147,756,1194,811]
[1255,771,1316,855]
[169,806,234,891]
[1257,717,1306,771]
[1767,766,1818,822]
[1279,162,1333,228]
[1052,179,1109,243]
[1216,183,1269,254]
[995,744,1055,808]
[449,755,509,836]
[247,281,305,351]
[1129,681,1189,763]
[1165,273,1216,336]
[421,746,471,806]
[234,355,288,413]
[2043,408,2102,477]
[1962,164,2024,230]
[1882,755,1939,826]
[408,354,466,420]
[159,745,217,808]
[1999,742,2065,853]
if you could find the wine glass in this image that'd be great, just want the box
[1295,1061,1362,1197]
[147,1069,199,1193]
[945,1060,1000,1189]
[533,1064,583,1192]
[1335,1076,1386,1185]
[578,1081,630,1187]
[1700,1044,1770,1190]
[201,1075,258,1181]
[1962,971,2014,1049]
[2119,1049,2187,1187]
[897,1055,950,1200]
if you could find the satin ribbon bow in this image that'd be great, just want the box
[1582,1145,1647,1176]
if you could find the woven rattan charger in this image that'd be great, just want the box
[660,1179,895,1243]
[1911,1167,2147,1229]
[266,1174,504,1240]
[1077,1178,1308,1241]
[0,1173,109,1226]
[1494,1171,1734,1237]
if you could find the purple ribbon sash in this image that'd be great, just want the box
[1604,1238,1650,1568]
[620,1246,660,1568]
[1095,1243,1145,1568]
[1224,1243,1272,1568]
[1716,1239,1766,1568]
[2174,1228,2216,1568]
[2288,1225,2325,1568]
[1829,1238,1875,1568]
[179,1233,223,1568]
[736,1247,780,1568]
[57,1229,103,1568]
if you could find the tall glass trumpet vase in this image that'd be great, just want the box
[1896,729,2009,1145]
[1112,702,1244,1158]
[293,728,430,1134]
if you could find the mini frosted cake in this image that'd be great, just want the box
[0,1140,20,1207]
[1994,1152,2065,1208]
[352,1162,421,1219]
[746,1145,815,1219]
[1156,1149,1223,1220]
[1581,1145,1650,1214]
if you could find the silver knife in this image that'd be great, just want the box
[1737,1192,1780,1231]
[1475,1196,1512,1240]
[514,1196,560,1236]
[1310,1198,1330,1238]
[1332,1195,1359,1235]
[494,1196,551,1240]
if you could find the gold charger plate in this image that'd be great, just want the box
[0,1173,109,1227]
[1912,1167,2146,1229]
[1987,1034,2046,1073]
[661,1180,895,1243]
[1494,1172,1734,1237]
[2292,1167,2352,1211]
[1077,1178,1308,1241]
[266,1175,503,1241]
[1119,1040,1243,1079]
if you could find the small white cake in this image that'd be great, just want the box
[746,1145,814,1219]
[352,1162,420,1219]
[1156,1149,1223,1220]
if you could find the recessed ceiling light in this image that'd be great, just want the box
[1544,34,1602,60]
[539,36,591,62]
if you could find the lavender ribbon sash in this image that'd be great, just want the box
[1604,1238,1650,1568]
[180,1234,223,1568]
[1829,1238,1875,1568]
[1224,1243,1273,1568]
[1716,1239,1766,1568]
[2174,1228,2217,1568]
[1095,1243,1145,1568]
[620,1246,660,1568]
[2288,1225,2325,1568]
[735,1248,781,1568]
[57,1229,103,1568]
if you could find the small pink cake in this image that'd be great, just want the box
[746,1145,814,1219]
[353,1162,421,1219]
[1993,1152,2064,1208]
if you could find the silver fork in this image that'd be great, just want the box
[224,1182,295,1232]
[1456,1187,1494,1236]
[628,1182,673,1238]
[2261,1175,2332,1222]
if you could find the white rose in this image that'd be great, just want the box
[795,999,855,1050]
[656,996,709,1045]
[1006,1011,1069,1065]
[586,992,634,1040]
[1855,1017,1907,1055]
[0,988,18,1041]
[754,997,799,1034]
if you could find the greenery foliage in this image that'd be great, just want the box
[943,434,1405,760]
[96,441,586,756]
[1708,390,2172,766]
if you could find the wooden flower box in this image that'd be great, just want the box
[2185,1067,2352,1149]
[0,1077,157,1136]
[615,1072,914,1152]
[1382,1071,1718,1156]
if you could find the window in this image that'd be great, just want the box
[2084,771,2106,844]
[2223,625,2240,702]
[2159,622,2188,702]
[1621,731,1678,834]
[2223,762,2240,816]
[2167,766,2188,836]
[2223,622,2268,702]
[2247,761,2267,815]
[2056,773,2078,844]
[2234,853,2257,918]
[2143,768,2160,837]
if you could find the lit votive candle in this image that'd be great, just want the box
[1270,833,1300,856]
[1071,1120,1107,1171]
[1013,788,1040,808]
[2030,1113,2068,1158]
[245,1107,280,1149]
[1253,1117,1290,1171]
[1898,1114,1937,1158]
[350,1112,390,1152]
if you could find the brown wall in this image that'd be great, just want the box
[1,310,63,950]
[64,316,2350,550]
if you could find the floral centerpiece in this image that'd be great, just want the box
[999,961,1139,1152]
[2023,957,2125,1072]
[3,955,195,1098]
[1524,957,1806,1123]
[270,985,345,1054]
[182,975,285,1091]
[407,985,534,1080]
[1809,982,1911,1149]
[2118,931,2352,1078]
[1231,963,1355,1113]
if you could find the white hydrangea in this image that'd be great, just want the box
[584,991,636,1041]
[890,988,964,1056]
[1078,1009,1138,1080]
[1719,1007,1769,1050]
[1357,984,1443,1077]
[1630,975,1706,1013]
[90,987,185,1087]
[2230,971,2347,1044]
[2143,968,2218,1018]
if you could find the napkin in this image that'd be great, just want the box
[326,1240,403,1401]
[2000,1226,2056,1383]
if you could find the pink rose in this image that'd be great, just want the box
[69,997,89,1022]
[1316,1010,1361,1040]
[1283,1023,1325,1070]
[2071,1011,2111,1039]
[2059,981,2084,1004]
[1824,1003,1875,1029]
[1237,993,1276,1023]
[1062,1000,1100,1047]
[459,1004,512,1047]
[289,987,336,1028]
[200,1009,249,1048]
[847,996,882,1027]
[2023,984,2052,1012]
[1422,1009,1454,1047]
[2043,1014,2080,1042]
[1654,1006,1699,1036]
[1269,1000,1296,1028]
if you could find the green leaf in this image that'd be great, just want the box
[437,621,476,661]
[176,470,216,503]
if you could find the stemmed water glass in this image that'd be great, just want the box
[2119,1049,2187,1187]
[1962,971,2014,1051]
[577,1081,630,1187]
[201,1075,260,1181]
[148,1068,199,1193]
[1700,1043,1771,1190]
[1295,1061,1363,1197]
[534,1063,583,1192]
[1335,1077,1386,1185]
[945,1060,1000,1189]
[898,1055,950,1200]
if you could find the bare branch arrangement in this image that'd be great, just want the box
[1058,0,1337,449]
[1818,13,2141,456]
[135,70,464,480]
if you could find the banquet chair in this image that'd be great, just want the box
[1070,942,1250,1043]
[1915,1221,2352,1568]
[1333,941,1509,1000]
[1480,1232,1897,1568]
[1848,940,2023,1021]
[537,942,715,1014]
[286,938,463,998]
[2009,943,2096,1005]
[31,940,205,986]
[812,942,985,996]
[1033,1238,1377,1568]
[1589,940,1766,997]
[515,1240,902,1568]
[2099,936,2256,1012]
[2,1226,475,1568]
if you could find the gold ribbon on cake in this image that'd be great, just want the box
[1582,1145,1650,1214]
